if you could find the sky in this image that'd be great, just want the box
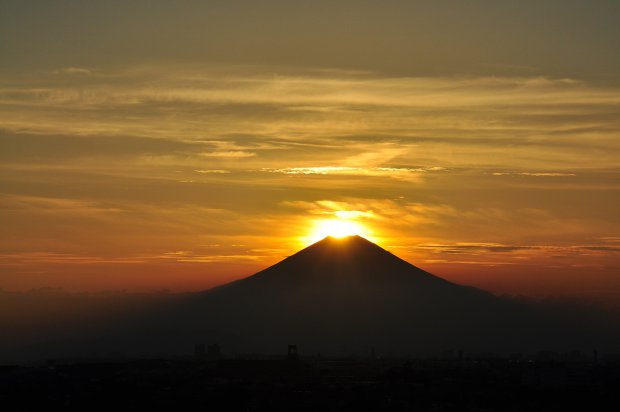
[1,0,619,303]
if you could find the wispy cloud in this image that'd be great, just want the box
[158,250,265,263]
[263,166,445,181]
[414,243,539,254]
[1,69,619,163]
[492,172,576,177]
[199,151,256,158]
[0,195,123,215]
[52,67,92,75]
[194,169,231,174]
[0,252,145,265]
[412,243,620,260]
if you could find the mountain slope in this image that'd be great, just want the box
[176,236,537,355]
[216,235,448,290]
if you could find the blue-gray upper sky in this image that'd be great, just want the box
[2,0,620,82]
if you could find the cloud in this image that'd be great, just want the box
[8,73,611,113]
[598,237,620,243]
[414,243,539,254]
[334,210,373,219]
[424,260,517,266]
[263,166,445,181]
[412,243,620,258]
[343,145,409,167]
[492,172,576,177]
[265,166,357,175]
[157,250,264,263]
[1,68,618,154]
[281,199,465,233]
[53,67,92,75]
[0,249,269,266]
[193,169,231,174]
[0,195,123,215]
[578,246,620,253]
[1,68,619,180]
[199,151,256,158]
[0,252,144,265]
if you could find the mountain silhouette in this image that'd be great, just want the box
[153,236,582,356]
[215,235,450,291]
[2,236,612,362]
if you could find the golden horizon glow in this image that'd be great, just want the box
[303,217,375,245]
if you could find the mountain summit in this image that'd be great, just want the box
[184,236,536,355]
[219,235,450,294]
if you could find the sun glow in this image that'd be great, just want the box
[304,218,372,245]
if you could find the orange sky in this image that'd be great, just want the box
[1,1,619,304]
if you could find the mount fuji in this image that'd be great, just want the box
[2,236,608,361]
[151,236,571,355]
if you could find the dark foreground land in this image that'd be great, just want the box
[1,355,619,411]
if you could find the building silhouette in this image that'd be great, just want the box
[288,344,298,360]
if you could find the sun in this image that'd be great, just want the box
[304,218,371,245]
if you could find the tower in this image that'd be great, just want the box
[288,344,298,360]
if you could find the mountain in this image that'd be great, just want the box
[154,236,571,355]
[2,236,611,362]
